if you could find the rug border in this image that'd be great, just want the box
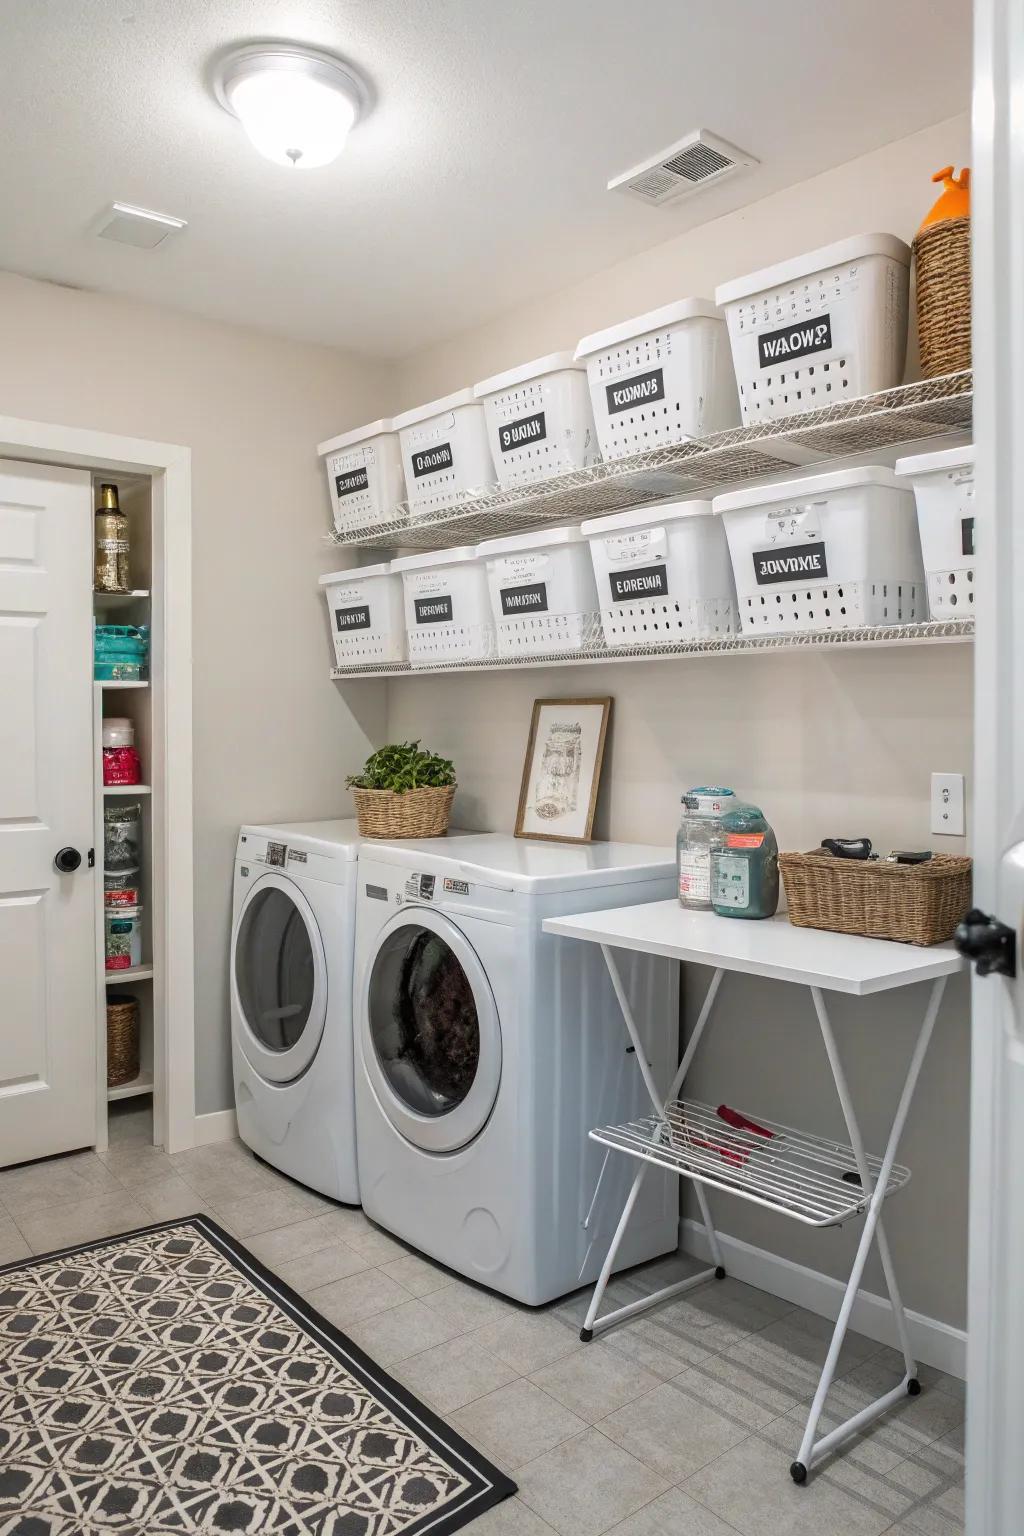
[0,1213,518,1536]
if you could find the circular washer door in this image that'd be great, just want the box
[361,907,501,1153]
[231,872,328,1083]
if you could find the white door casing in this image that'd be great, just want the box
[0,460,95,1166]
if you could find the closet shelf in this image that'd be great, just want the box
[102,785,152,796]
[327,370,972,552]
[93,589,150,603]
[97,680,149,691]
[105,966,154,985]
[590,1100,911,1228]
[107,1070,154,1102]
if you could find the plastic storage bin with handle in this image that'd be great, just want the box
[478,526,599,657]
[320,562,407,669]
[714,467,924,634]
[574,299,739,462]
[318,419,406,538]
[581,499,737,648]
[394,389,496,521]
[473,353,600,490]
[895,446,975,619]
[715,234,911,426]
[392,546,495,667]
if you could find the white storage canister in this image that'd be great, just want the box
[319,562,407,669]
[581,499,737,648]
[393,389,496,520]
[318,419,405,537]
[715,234,911,427]
[713,466,924,635]
[574,299,739,462]
[391,546,495,667]
[894,445,975,619]
[473,353,600,490]
[478,526,599,657]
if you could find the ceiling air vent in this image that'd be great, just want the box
[92,203,188,250]
[608,130,757,208]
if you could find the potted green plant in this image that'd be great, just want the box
[346,741,457,839]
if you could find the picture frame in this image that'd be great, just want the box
[515,697,612,844]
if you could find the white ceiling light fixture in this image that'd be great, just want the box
[213,44,367,169]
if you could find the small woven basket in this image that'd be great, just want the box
[106,993,140,1087]
[913,217,971,378]
[352,785,455,839]
[780,850,972,947]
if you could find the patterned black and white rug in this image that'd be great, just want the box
[0,1215,515,1535]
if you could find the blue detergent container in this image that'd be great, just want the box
[711,804,779,919]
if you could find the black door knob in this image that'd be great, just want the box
[954,907,1017,978]
[54,847,82,874]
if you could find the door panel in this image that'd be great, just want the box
[0,460,95,1166]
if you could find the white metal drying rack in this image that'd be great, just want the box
[541,903,964,1484]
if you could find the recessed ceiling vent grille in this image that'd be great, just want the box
[609,130,757,207]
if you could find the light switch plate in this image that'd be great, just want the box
[931,772,965,836]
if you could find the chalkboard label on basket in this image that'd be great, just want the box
[961,516,975,557]
[336,604,372,631]
[609,564,669,601]
[414,594,454,624]
[335,466,369,498]
[412,442,453,478]
[752,543,829,584]
[499,411,547,453]
[758,313,833,368]
[605,368,665,415]
[500,582,548,615]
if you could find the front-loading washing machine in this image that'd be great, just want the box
[230,821,361,1204]
[354,833,679,1304]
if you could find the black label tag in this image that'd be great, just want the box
[335,604,371,631]
[498,410,547,453]
[443,877,470,895]
[500,582,548,615]
[758,313,832,368]
[335,466,369,498]
[961,516,975,557]
[752,543,829,584]
[412,442,453,478]
[414,594,453,624]
[605,368,665,415]
[609,564,669,602]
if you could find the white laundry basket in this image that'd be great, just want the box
[581,500,737,648]
[320,563,407,668]
[394,389,496,520]
[318,420,405,536]
[392,546,495,667]
[574,299,740,462]
[715,235,911,426]
[714,466,924,634]
[895,446,976,620]
[478,526,599,657]
[473,353,600,490]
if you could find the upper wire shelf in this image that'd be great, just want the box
[327,371,972,552]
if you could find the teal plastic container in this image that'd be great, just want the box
[711,804,779,919]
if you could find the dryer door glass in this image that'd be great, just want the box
[235,886,315,1052]
[368,927,478,1116]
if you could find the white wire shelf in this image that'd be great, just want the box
[590,1099,911,1228]
[326,372,972,552]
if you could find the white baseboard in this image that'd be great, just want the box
[682,1218,966,1380]
[192,1108,238,1147]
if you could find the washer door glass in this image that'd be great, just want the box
[232,873,327,1083]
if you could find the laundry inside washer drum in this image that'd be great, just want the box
[372,930,480,1117]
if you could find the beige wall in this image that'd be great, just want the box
[383,113,973,1328]
[0,271,394,1114]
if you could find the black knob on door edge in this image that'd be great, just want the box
[954,908,1017,978]
[54,847,82,874]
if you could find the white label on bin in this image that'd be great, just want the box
[336,604,372,631]
[758,313,832,367]
[414,595,454,623]
[605,368,665,414]
[412,442,453,478]
[610,564,669,601]
[499,410,547,453]
[604,529,667,565]
[334,466,369,498]
[752,543,829,584]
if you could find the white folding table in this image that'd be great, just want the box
[542,902,964,1483]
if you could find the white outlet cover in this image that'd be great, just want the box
[930,772,965,837]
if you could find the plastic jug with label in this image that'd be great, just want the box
[677,787,736,910]
[711,804,779,919]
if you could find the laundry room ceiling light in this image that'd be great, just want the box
[214,44,366,169]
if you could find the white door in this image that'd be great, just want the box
[0,459,95,1166]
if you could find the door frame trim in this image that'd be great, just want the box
[0,414,195,1154]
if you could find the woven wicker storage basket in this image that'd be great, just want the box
[352,785,455,839]
[106,993,140,1087]
[913,217,971,378]
[780,849,972,946]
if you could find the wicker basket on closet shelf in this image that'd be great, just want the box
[106,994,140,1087]
[779,850,972,947]
[913,165,971,379]
[351,785,455,840]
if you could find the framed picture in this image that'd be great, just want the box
[515,697,611,844]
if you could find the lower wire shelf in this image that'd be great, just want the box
[590,1099,911,1228]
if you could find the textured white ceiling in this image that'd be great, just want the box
[0,0,970,358]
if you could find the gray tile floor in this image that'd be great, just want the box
[0,1102,965,1536]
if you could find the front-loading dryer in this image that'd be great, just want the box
[230,821,361,1203]
[354,834,680,1304]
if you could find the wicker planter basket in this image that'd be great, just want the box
[352,784,455,839]
[106,993,140,1087]
[780,849,972,947]
[913,217,971,378]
